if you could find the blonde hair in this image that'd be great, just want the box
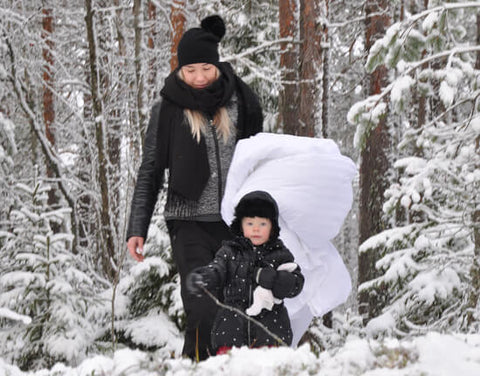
[178,68,233,144]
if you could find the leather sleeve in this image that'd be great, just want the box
[126,102,165,240]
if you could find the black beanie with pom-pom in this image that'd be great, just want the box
[177,15,226,68]
[230,191,281,241]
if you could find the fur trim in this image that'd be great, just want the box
[230,190,280,240]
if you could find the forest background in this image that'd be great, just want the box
[0,0,479,372]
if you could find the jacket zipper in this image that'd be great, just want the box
[209,119,223,207]
[248,248,256,346]
[248,283,252,345]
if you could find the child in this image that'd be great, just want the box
[186,190,304,354]
[221,133,356,345]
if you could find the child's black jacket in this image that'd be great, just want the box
[194,236,304,349]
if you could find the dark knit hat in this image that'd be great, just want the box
[177,15,226,68]
[230,191,280,240]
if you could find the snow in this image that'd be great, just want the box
[409,268,461,305]
[0,111,17,154]
[359,225,416,254]
[414,333,480,376]
[129,256,171,279]
[0,271,46,288]
[348,95,388,149]
[370,22,401,53]
[122,312,182,349]
[436,67,464,108]
[0,308,31,324]
[391,76,414,111]
[366,312,396,337]
[400,195,411,209]
[59,145,80,167]
[2,333,480,375]
[439,80,454,107]
[422,11,439,32]
[393,156,426,174]
[382,249,418,282]
[471,116,480,133]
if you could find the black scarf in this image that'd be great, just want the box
[160,62,236,117]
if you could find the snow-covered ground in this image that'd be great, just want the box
[2,332,480,375]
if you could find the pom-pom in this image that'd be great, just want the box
[201,15,226,40]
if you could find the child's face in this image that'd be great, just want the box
[241,217,272,246]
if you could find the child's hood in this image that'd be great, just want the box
[230,190,280,239]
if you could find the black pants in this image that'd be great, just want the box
[167,220,232,361]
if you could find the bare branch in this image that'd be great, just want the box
[201,287,288,347]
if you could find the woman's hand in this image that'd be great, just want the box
[127,236,145,262]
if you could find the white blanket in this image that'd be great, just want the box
[221,133,357,345]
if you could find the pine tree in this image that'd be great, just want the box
[0,179,99,369]
[116,201,182,350]
[356,0,391,322]
[349,3,480,334]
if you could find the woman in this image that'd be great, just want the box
[126,15,263,361]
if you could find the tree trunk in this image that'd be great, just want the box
[170,0,185,71]
[278,0,299,134]
[6,33,79,254]
[467,11,480,326]
[477,12,480,69]
[85,0,116,280]
[147,1,157,97]
[416,0,428,137]
[133,0,146,132]
[320,1,329,139]
[298,0,321,137]
[42,6,57,208]
[469,204,480,325]
[114,0,126,56]
[358,0,391,320]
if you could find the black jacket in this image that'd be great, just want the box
[127,64,263,239]
[197,237,304,349]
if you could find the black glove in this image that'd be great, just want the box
[256,266,277,289]
[186,271,206,297]
[272,271,298,299]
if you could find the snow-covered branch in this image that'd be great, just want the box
[224,37,297,62]
[0,308,32,324]
[4,34,80,251]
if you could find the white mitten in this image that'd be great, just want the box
[246,286,275,316]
